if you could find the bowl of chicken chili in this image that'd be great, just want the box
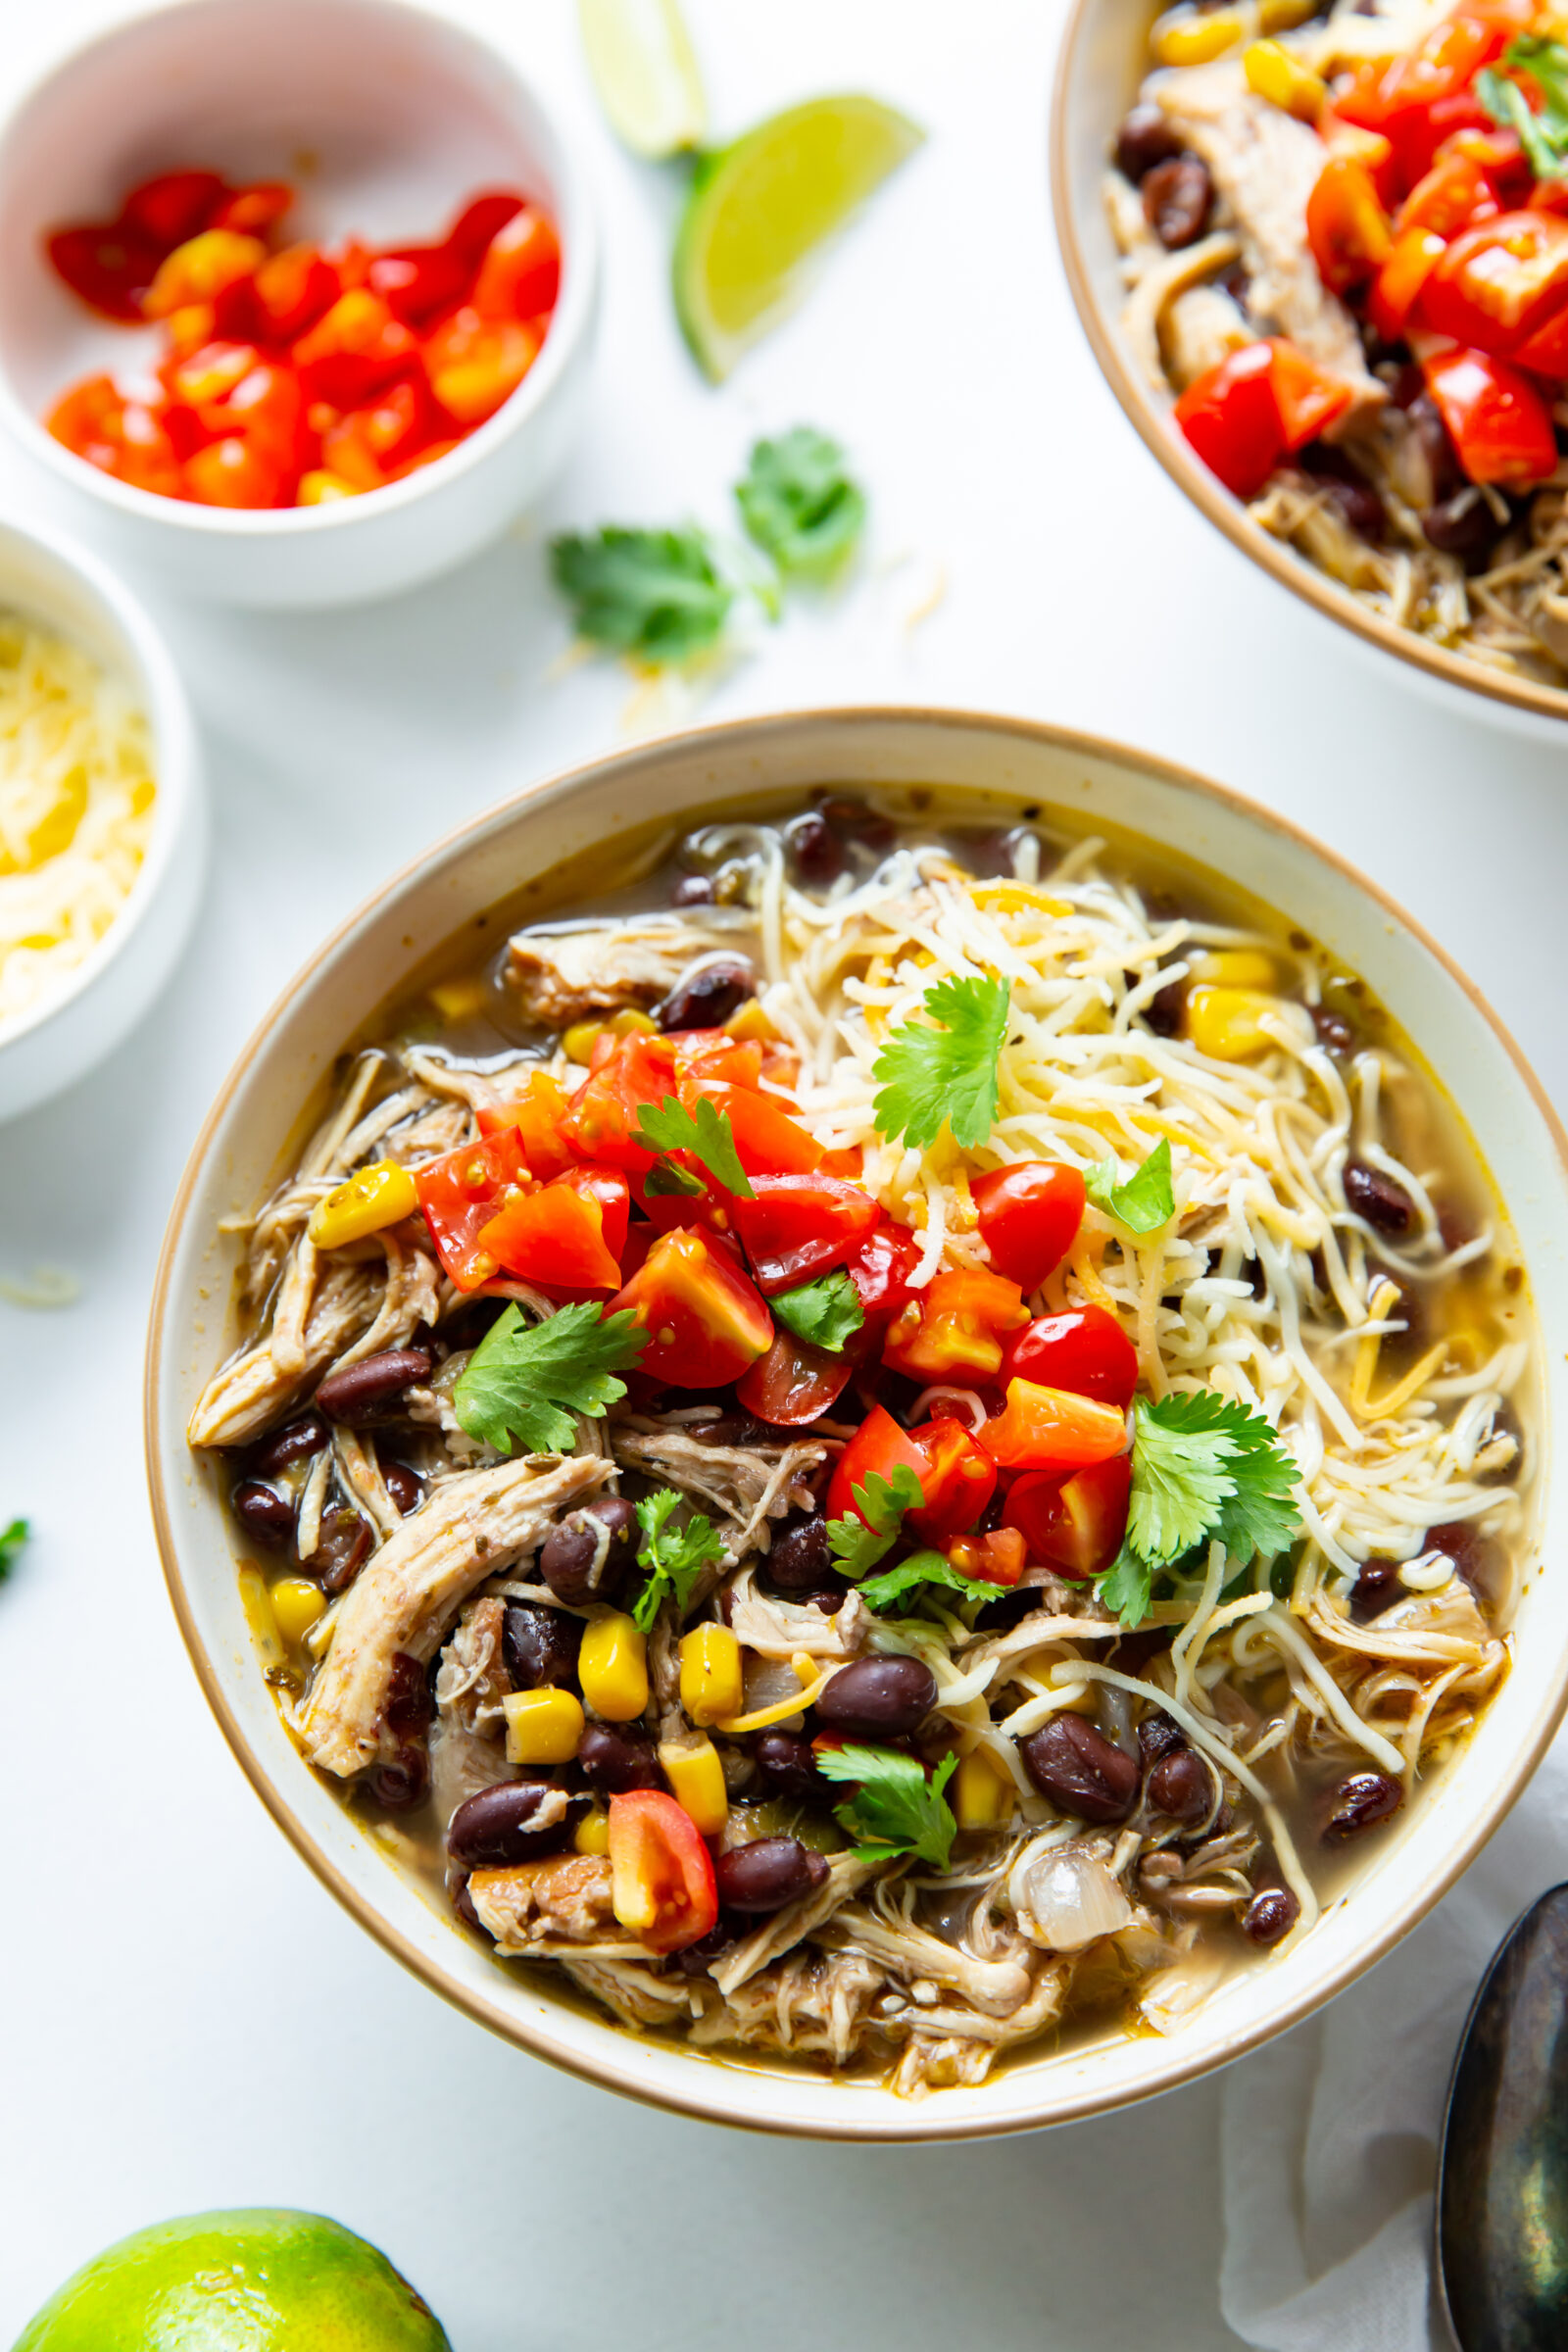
[147,709,1568,2137]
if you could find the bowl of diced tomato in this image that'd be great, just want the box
[0,0,597,607]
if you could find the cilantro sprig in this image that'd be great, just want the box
[827,1464,924,1581]
[872,973,1011,1152]
[631,1488,727,1633]
[1479,37,1568,181]
[771,1269,864,1353]
[635,1095,755,1199]
[1085,1138,1175,1235]
[550,527,733,662]
[0,1518,27,1583]
[454,1301,647,1456]
[815,1742,958,1868]
[735,428,866,578]
[1095,1392,1301,1628]
[857,1549,1000,1615]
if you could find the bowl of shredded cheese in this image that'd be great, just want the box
[0,513,201,1120]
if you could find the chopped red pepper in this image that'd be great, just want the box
[607,1790,718,1953]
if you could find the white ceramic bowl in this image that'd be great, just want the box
[0,513,202,1123]
[0,0,599,610]
[1051,0,1568,741]
[146,709,1568,2138]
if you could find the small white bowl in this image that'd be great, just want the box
[0,0,599,610]
[0,513,203,1123]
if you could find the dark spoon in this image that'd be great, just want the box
[1437,1883,1568,2350]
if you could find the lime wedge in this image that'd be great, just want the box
[579,0,706,160]
[674,95,924,381]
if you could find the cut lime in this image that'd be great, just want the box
[13,2209,451,2351]
[674,95,924,381]
[578,0,706,160]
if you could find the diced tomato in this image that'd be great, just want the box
[1420,210,1568,352]
[448,192,529,258]
[45,224,164,321]
[1397,135,1512,238]
[1422,345,1558,481]
[423,306,543,425]
[730,1173,879,1292]
[473,206,562,320]
[607,1789,718,1953]
[213,181,294,236]
[1318,113,1402,210]
[252,244,342,342]
[200,358,304,468]
[1003,1455,1133,1580]
[414,1126,532,1290]
[477,1071,576,1180]
[183,434,287,508]
[881,1268,1030,1384]
[122,170,228,249]
[679,1079,823,1179]
[944,1526,1028,1588]
[972,1160,1085,1292]
[1336,10,1522,135]
[668,1028,764,1090]
[841,1218,923,1330]
[736,1328,854,1426]
[1174,340,1352,499]
[565,1163,630,1261]
[561,1031,679,1171]
[46,376,184,496]
[826,1405,938,1526]
[368,243,471,329]
[1512,299,1568,375]
[980,1378,1128,1474]
[904,1417,998,1543]
[1306,157,1394,296]
[321,377,443,487]
[142,229,267,319]
[1370,225,1448,341]
[1269,340,1358,446]
[1001,1305,1139,1409]
[608,1227,773,1387]
[292,289,417,407]
[476,1169,617,1291]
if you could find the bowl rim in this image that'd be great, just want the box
[0,509,198,1054]
[144,703,1568,2139]
[0,0,599,539]
[1048,0,1568,731]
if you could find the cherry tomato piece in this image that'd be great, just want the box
[904,1416,998,1544]
[825,1404,936,1525]
[1003,1455,1134,1580]
[477,1164,626,1292]
[841,1218,922,1329]
[292,289,417,407]
[473,205,562,319]
[423,307,543,425]
[1369,225,1447,342]
[46,225,164,321]
[607,1789,718,1953]
[1305,156,1393,295]
[213,181,294,236]
[414,1126,531,1291]
[980,1378,1128,1474]
[1001,1306,1139,1410]
[1420,210,1568,353]
[183,434,287,508]
[944,1526,1028,1587]
[736,1328,854,1426]
[1423,346,1557,482]
[122,170,228,248]
[681,1080,823,1177]
[561,1032,678,1172]
[972,1160,1086,1291]
[730,1173,879,1292]
[881,1268,1029,1383]
[477,1072,576,1180]
[608,1227,773,1387]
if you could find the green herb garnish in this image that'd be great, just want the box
[770,1268,864,1353]
[857,1548,999,1614]
[550,526,733,662]
[826,1464,924,1581]
[0,1518,27,1583]
[1084,1137,1175,1235]
[735,427,867,578]
[872,973,1011,1152]
[1479,37,1568,181]
[815,1742,959,1868]
[1094,1391,1301,1627]
[631,1488,727,1631]
[634,1094,755,1199]
[454,1301,647,1456]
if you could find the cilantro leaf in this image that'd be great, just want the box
[643,1157,706,1198]
[1479,39,1568,180]
[771,1269,864,1353]
[827,1464,924,1580]
[872,973,1011,1152]
[0,1517,27,1583]
[454,1302,647,1456]
[1094,1392,1302,1626]
[815,1742,959,1868]
[550,526,732,663]
[634,1094,755,1199]
[858,1548,998,1614]
[1096,1543,1153,1631]
[632,1488,726,1632]
[735,428,867,578]
[1085,1138,1175,1234]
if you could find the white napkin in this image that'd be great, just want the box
[1217,1730,1568,2350]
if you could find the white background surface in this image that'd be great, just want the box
[3,2,1565,2345]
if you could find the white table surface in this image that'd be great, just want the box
[3,3,1565,2345]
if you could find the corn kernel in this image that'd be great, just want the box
[574,1807,611,1856]
[270,1576,325,1646]
[503,1686,585,1764]
[607,1007,658,1037]
[1152,5,1245,67]
[955,1747,1016,1831]
[236,1566,285,1675]
[1191,948,1277,991]
[679,1624,745,1726]
[563,1019,603,1065]
[1244,40,1326,120]
[298,469,361,505]
[660,1739,729,1836]
[578,1612,649,1720]
[1259,0,1320,28]
[1184,984,1282,1062]
[724,1001,778,1043]
[428,974,491,1023]
[308,1158,418,1249]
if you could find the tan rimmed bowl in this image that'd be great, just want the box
[146,708,1568,2139]
[1051,0,1568,738]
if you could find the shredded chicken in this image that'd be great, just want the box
[506,916,738,1028]
[469,1853,618,1950]
[612,1424,826,1555]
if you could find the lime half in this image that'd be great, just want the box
[579,0,706,159]
[674,95,924,380]
[13,2209,451,2351]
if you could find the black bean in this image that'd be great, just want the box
[301,1505,372,1594]
[1144,978,1186,1037]
[503,1600,583,1690]
[1323,1769,1403,1840]
[766,1513,832,1593]
[368,1747,427,1810]
[577,1724,665,1795]
[753,1731,830,1800]
[1144,155,1212,249]
[315,1347,433,1424]
[1115,102,1183,182]
[670,872,716,906]
[796,1579,851,1614]
[539,1497,639,1606]
[232,1479,295,1549]
[1344,1160,1415,1235]
[452,1874,481,1931]
[1138,1712,1186,1769]
[384,1650,435,1738]
[1422,486,1506,566]
[1430,1521,1505,1611]
[1019,1717,1140,1825]
[690,1413,769,1447]
[1406,391,1462,502]
[381,1460,423,1517]
[658,956,756,1033]
[1318,472,1387,541]
[1313,1004,1355,1055]
[1350,1559,1403,1622]
[815,794,895,854]
[714,1838,829,1913]
[815,1656,938,1739]
[447,1782,582,1867]
[674,1918,737,1976]
[784,810,846,886]
[1243,1886,1299,1945]
[1148,1747,1213,1828]
[249,1412,328,1477]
